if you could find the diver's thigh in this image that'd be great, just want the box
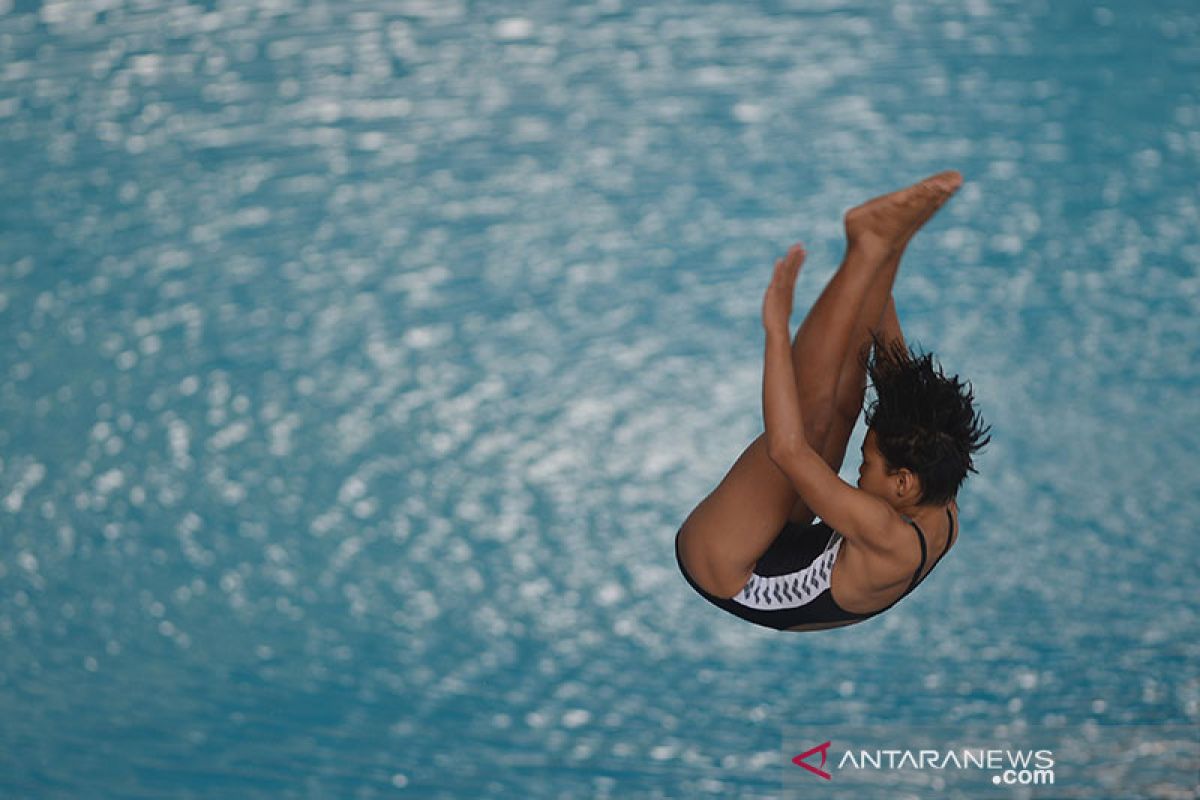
[677,434,797,598]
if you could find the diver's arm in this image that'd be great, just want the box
[761,252,895,551]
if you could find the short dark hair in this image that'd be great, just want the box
[863,336,990,505]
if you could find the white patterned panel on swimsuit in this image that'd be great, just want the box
[731,537,843,611]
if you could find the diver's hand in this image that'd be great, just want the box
[761,243,805,333]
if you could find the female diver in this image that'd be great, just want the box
[674,171,990,632]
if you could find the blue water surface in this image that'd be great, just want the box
[1,0,1198,797]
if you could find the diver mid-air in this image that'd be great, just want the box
[675,171,990,631]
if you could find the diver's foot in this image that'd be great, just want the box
[844,170,963,253]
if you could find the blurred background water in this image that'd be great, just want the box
[1,0,1198,797]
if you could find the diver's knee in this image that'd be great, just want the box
[676,527,750,600]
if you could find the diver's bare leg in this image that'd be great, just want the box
[831,292,908,430]
[813,295,909,490]
[876,295,905,350]
[786,171,962,522]
[678,172,961,598]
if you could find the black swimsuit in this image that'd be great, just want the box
[675,509,955,631]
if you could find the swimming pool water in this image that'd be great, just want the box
[1,0,1198,796]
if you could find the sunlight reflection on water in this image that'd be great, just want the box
[1,0,1198,796]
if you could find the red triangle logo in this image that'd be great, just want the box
[792,741,832,780]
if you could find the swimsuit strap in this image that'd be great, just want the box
[867,510,954,619]
[907,508,956,592]
[901,516,929,594]
[940,507,955,559]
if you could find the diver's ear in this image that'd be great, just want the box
[895,468,920,501]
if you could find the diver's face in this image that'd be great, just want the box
[856,429,893,498]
